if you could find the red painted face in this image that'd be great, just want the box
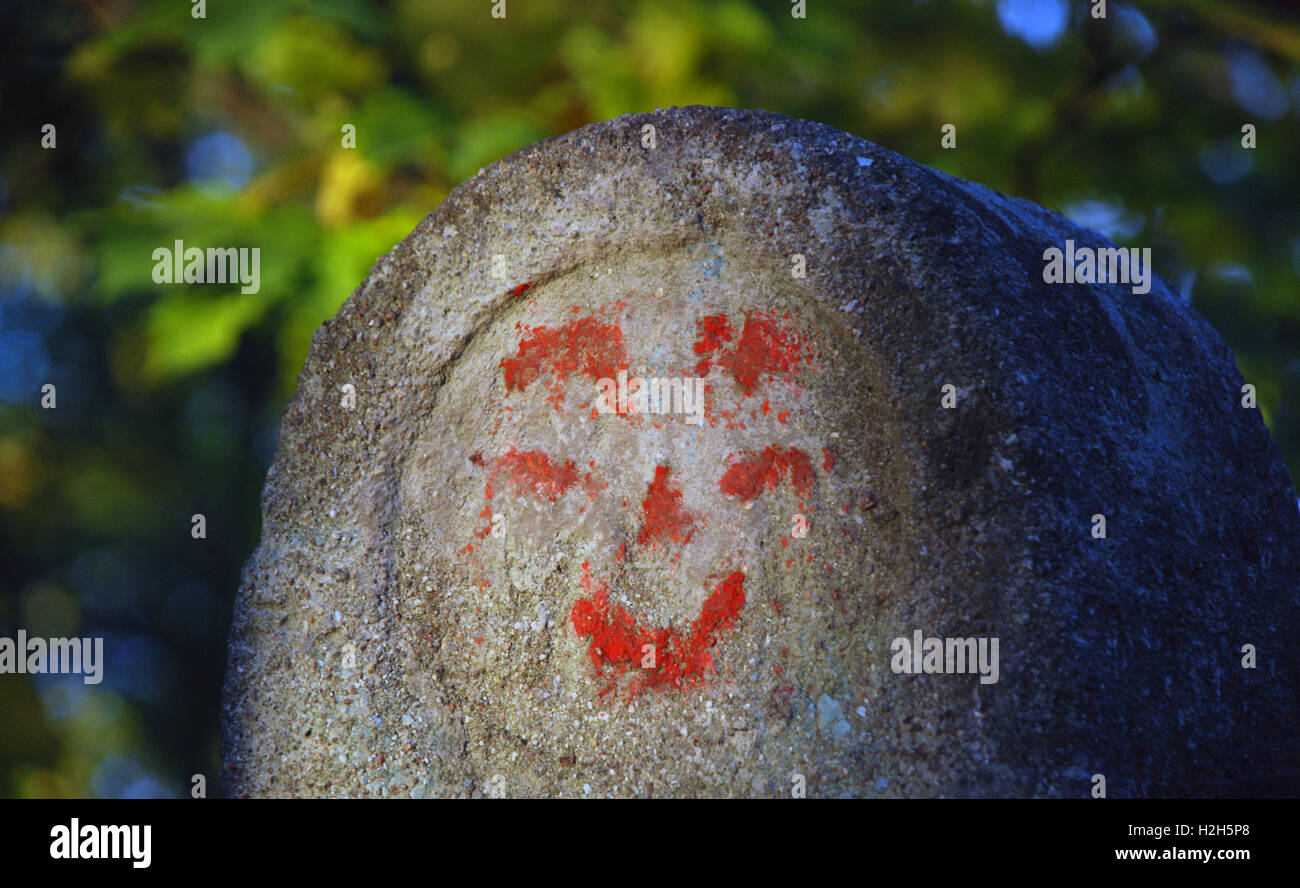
[444,289,831,698]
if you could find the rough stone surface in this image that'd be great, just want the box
[221,106,1300,798]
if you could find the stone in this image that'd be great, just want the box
[221,106,1300,798]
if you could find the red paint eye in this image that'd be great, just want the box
[500,316,627,394]
[692,312,809,395]
[718,446,815,501]
[488,447,599,502]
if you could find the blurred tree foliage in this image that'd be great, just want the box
[0,0,1297,797]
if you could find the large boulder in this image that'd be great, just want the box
[221,106,1300,798]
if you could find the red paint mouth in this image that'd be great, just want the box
[570,562,746,697]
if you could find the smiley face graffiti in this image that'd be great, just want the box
[436,287,835,698]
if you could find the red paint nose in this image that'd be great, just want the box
[636,465,698,547]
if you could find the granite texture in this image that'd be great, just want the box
[221,106,1300,798]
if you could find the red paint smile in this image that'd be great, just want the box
[570,562,746,696]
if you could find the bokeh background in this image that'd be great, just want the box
[1,0,1297,798]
